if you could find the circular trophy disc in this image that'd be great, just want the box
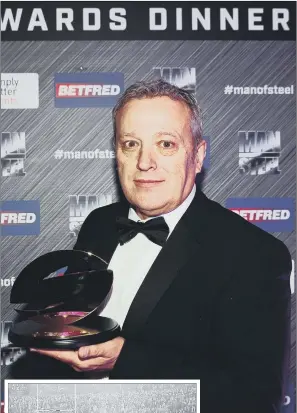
[8,315,121,349]
[9,250,120,349]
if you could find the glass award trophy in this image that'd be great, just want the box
[8,250,120,349]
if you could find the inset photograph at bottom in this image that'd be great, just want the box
[5,380,200,413]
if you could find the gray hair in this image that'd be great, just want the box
[112,79,203,147]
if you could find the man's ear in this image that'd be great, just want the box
[195,140,207,174]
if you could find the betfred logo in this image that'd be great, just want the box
[225,198,295,232]
[232,209,289,221]
[55,73,124,108]
[56,84,120,98]
[0,200,40,235]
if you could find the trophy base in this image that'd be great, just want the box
[8,315,121,350]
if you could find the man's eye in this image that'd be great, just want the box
[123,141,138,149]
[159,140,175,149]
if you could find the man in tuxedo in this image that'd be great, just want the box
[34,79,292,413]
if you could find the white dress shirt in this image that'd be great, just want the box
[99,185,196,328]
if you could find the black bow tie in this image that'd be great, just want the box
[116,216,169,246]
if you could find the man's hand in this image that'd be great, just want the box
[30,336,125,373]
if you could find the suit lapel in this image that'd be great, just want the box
[122,190,209,334]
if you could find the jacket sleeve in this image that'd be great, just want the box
[110,242,292,413]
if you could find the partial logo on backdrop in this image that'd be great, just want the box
[0,200,40,236]
[152,67,196,93]
[225,198,295,232]
[290,259,295,294]
[55,72,124,108]
[69,194,114,237]
[281,379,296,413]
[239,130,281,175]
[1,321,25,366]
[1,277,15,288]
[1,131,26,176]
[1,73,39,109]
[203,136,210,169]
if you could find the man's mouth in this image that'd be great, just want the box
[134,179,164,187]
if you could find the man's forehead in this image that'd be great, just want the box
[119,96,189,111]
[116,98,191,129]
[121,130,182,139]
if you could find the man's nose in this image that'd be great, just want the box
[136,147,157,171]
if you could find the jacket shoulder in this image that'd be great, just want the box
[75,200,128,240]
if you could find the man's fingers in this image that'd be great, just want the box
[78,343,106,360]
[29,338,124,372]
[30,344,105,360]
[30,348,63,358]
[29,347,107,372]
[30,348,78,364]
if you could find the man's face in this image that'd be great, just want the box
[115,96,206,219]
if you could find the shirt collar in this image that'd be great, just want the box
[128,184,196,236]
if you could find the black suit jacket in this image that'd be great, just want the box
[74,189,292,413]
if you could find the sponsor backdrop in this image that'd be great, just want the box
[0,2,296,412]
